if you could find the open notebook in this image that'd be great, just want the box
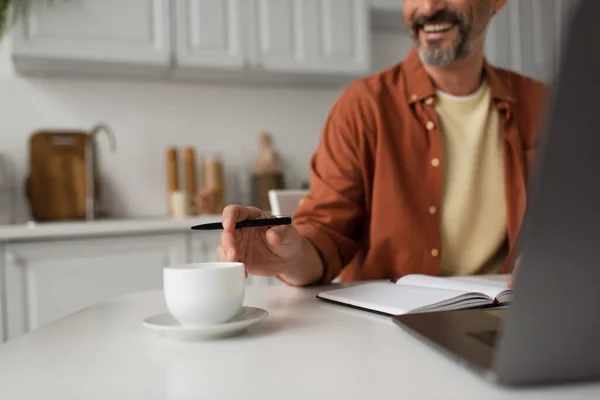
[317,274,513,315]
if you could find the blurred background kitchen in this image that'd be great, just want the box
[0,0,578,343]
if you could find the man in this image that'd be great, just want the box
[216,0,548,287]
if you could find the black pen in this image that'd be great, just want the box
[191,216,293,231]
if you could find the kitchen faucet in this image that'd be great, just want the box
[85,123,117,220]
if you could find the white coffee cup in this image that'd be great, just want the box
[164,262,246,326]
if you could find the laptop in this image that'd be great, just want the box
[392,0,600,387]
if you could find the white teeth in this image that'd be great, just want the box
[423,23,454,33]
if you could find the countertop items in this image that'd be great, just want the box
[165,147,180,217]
[26,129,88,221]
[170,191,190,219]
[25,124,117,222]
[84,123,117,220]
[197,155,225,215]
[254,131,281,175]
[251,131,285,211]
[166,146,223,217]
[0,285,598,399]
[183,146,197,206]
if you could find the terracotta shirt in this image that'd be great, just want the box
[292,47,550,284]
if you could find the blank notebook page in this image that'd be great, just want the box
[395,274,509,299]
[320,282,474,315]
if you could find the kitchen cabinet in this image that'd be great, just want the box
[188,230,222,263]
[12,0,371,85]
[11,0,172,78]
[172,0,371,82]
[2,233,186,341]
[174,0,245,70]
[254,0,370,75]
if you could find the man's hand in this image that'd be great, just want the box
[217,205,323,286]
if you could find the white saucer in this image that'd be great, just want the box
[142,306,269,341]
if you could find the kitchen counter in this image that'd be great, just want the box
[0,215,222,242]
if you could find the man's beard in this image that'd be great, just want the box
[410,9,471,67]
[419,35,468,67]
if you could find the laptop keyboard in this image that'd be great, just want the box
[469,330,498,347]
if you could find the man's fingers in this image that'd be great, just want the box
[266,225,298,247]
[221,230,238,249]
[217,244,237,262]
[217,245,227,261]
[221,205,265,232]
[221,205,242,232]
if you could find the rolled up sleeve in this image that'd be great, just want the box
[293,83,373,284]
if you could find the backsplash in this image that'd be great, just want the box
[0,32,411,223]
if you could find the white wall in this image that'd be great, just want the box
[0,31,412,223]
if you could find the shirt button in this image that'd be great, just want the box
[429,206,437,215]
[431,158,440,167]
[431,248,440,257]
[426,121,435,130]
[425,97,434,105]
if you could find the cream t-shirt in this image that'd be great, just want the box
[435,81,507,276]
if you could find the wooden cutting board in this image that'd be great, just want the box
[26,131,90,221]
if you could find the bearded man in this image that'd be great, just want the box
[215,0,548,287]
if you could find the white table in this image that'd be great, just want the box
[0,284,599,400]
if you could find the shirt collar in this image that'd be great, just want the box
[401,46,516,105]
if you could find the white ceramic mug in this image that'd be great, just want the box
[164,262,246,326]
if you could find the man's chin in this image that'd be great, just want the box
[417,47,459,67]
[419,38,453,53]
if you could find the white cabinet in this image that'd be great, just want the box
[315,0,370,73]
[2,233,186,340]
[11,0,371,85]
[253,0,304,72]
[172,0,371,82]
[254,0,370,74]
[174,0,245,70]
[189,231,221,263]
[12,0,172,78]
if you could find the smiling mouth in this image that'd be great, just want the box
[412,10,463,37]
[421,22,456,34]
